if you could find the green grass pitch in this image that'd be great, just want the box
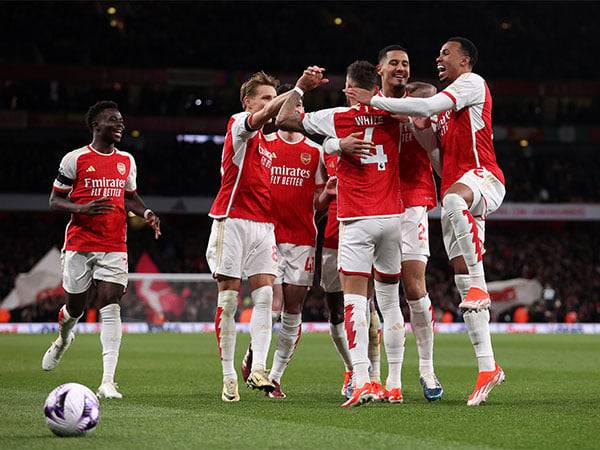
[1,332,599,449]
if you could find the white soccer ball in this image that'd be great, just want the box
[44,383,100,437]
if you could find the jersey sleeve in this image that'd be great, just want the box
[125,154,137,193]
[441,73,484,111]
[231,112,258,141]
[302,108,339,138]
[53,152,77,193]
[322,137,341,155]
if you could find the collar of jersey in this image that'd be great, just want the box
[87,144,116,156]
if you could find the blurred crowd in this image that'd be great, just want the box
[3,138,600,203]
[2,213,598,324]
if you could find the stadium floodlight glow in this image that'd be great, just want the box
[195,99,202,106]
[107,6,117,15]
[334,17,343,26]
[501,21,512,30]
[110,19,118,28]
[176,134,226,145]
[519,139,529,148]
[131,130,141,138]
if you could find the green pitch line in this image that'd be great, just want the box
[0,333,598,449]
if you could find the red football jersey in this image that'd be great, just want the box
[266,131,325,246]
[322,153,339,250]
[435,72,505,195]
[209,112,273,223]
[374,92,437,210]
[302,104,403,221]
[53,145,136,252]
[399,124,437,210]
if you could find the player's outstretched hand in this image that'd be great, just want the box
[325,176,337,196]
[340,132,375,158]
[79,197,115,215]
[344,87,373,105]
[146,212,161,239]
[296,65,329,92]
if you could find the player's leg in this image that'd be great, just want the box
[95,279,125,399]
[373,216,405,403]
[442,172,492,306]
[367,282,384,399]
[442,202,504,406]
[321,248,353,395]
[400,206,442,399]
[92,251,128,399]
[402,260,443,401]
[246,273,276,392]
[206,218,244,401]
[245,221,279,393]
[268,283,307,398]
[339,220,378,407]
[268,245,313,398]
[216,276,241,401]
[42,251,92,371]
[326,291,353,396]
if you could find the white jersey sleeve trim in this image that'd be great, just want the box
[302,107,349,137]
[119,151,138,192]
[442,72,485,111]
[53,147,89,192]
[322,137,341,155]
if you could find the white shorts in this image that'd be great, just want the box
[441,168,505,261]
[338,217,402,278]
[275,243,315,286]
[206,218,278,279]
[321,247,342,293]
[401,206,430,263]
[61,251,128,294]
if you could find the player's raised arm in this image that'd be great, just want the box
[346,87,455,118]
[276,66,329,132]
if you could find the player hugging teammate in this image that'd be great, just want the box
[206,36,506,407]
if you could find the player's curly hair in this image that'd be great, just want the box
[447,36,479,68]
[239,71,280,106]
[346,60,378,90]
[85,101,119,131]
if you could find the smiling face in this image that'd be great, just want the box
[378,49,410,93]
[94,108,125,144]
[436,41,471,82]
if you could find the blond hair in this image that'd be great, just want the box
[239,71,280,106]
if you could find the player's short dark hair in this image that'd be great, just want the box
[346,60,377,90]
[85,101,119,131]
[276,83,294,96]
[447,36,479,68]
[377,44,408,63]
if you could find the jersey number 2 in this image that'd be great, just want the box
[361,127,387,171]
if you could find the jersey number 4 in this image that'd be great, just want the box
[361,127,387,171]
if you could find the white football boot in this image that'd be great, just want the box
[222,378,240,402]
[97,382,123,399]
[42,332,75,371]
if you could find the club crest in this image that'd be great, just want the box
[117,162,126,175]
[300,152,311,165]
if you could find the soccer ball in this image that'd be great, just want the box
[44,383,100,437]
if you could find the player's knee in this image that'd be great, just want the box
[218,290,238,316]
[251,285,273,309]
[443,193,467,212]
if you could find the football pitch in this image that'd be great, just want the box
[1,332,598,449]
